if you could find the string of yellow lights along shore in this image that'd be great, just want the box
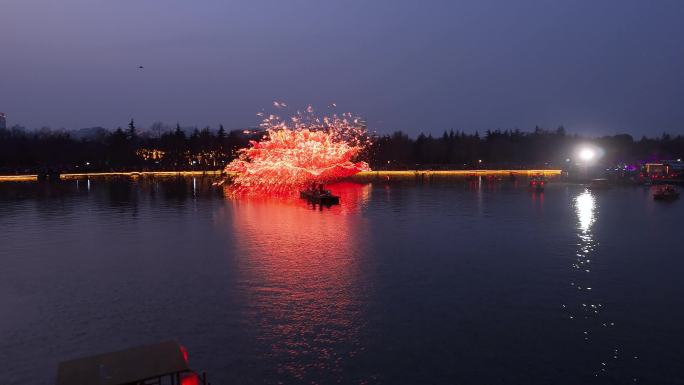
[0,170,561,182]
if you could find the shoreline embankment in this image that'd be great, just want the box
[0,169,562,183]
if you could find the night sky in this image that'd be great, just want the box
[2,0,683,137]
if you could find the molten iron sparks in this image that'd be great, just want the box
[225,106,370,194]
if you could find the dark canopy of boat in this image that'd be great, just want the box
[56,341,190,385]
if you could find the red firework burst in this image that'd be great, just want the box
[225,106,370,194]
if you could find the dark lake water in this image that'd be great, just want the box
[1,177,683,385]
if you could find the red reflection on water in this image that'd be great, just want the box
[228,182,371,382]
[530,190,544,205]
[222,181,371,212]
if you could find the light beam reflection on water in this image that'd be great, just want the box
[571,190,606,376]
[576,190,596,234]
[569,188,639,382]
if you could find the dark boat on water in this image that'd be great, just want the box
[529,175,545,192]
[37,168,61,182]
[588,178,612,189]
[300,184,340,205]
[654,185,680,201]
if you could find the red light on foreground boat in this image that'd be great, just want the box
[179,344,189,362]
[181,372,199,385]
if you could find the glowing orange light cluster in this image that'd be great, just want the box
[225,106,370,194]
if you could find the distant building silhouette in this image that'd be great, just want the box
[0,113,6,130]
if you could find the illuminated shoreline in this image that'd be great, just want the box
[353,170,561,177]
[0,169,561,182]
[0,171,222,182]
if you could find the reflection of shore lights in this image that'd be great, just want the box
[579,148,595,161]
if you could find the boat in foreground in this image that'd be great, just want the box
[56,341,207,385]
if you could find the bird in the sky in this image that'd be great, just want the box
[137,66,144,69]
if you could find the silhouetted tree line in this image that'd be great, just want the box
[1,122,683,174]
[369,127,684,169]
[0,120,253,174]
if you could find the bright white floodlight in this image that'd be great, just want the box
[579,148,595,161]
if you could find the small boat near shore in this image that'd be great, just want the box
[37,169,61,182]
[654,185,680,201]
[588,178,612,189]
[529,175,546,192]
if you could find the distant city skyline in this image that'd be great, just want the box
[2,0,683,137]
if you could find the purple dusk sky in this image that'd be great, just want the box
[1,0,683,137]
